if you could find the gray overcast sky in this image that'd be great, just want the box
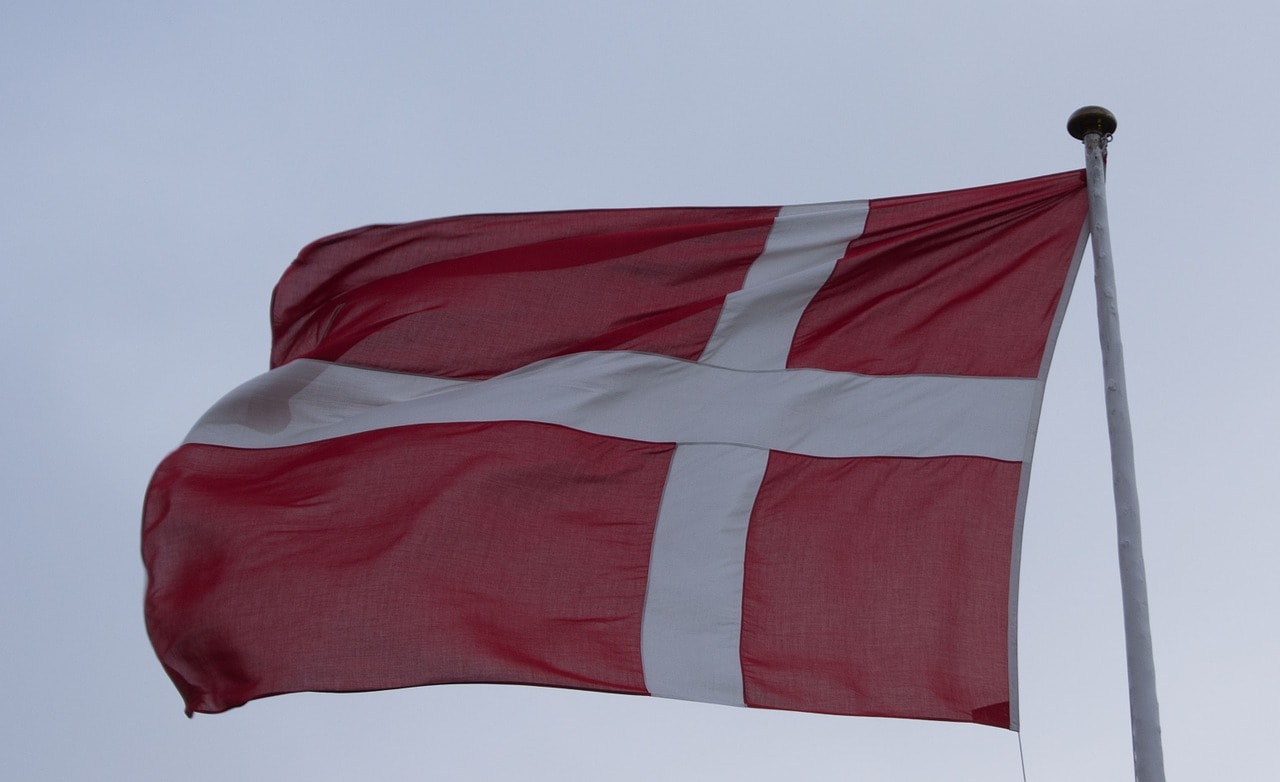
[3,2,1277,779]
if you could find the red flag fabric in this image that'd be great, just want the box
[143,171,1089,728]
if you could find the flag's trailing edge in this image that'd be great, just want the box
[143,170,1090,729]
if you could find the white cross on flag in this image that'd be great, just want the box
[144,170,1089,729]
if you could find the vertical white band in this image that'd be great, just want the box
[639,201,869,705]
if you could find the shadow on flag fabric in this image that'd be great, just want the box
[143,170,1090,729]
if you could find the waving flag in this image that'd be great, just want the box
[143,170,1089,728]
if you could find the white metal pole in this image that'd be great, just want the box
[1068,106,1166,782]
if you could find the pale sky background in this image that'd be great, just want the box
[3,2,1277,780]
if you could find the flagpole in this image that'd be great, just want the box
[1067,106,1166,782]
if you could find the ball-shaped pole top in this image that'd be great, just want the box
[1067,106,1118,140]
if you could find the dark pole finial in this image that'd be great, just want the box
[1067,106,1117,140]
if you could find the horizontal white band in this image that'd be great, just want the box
[187,352,1038,462]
